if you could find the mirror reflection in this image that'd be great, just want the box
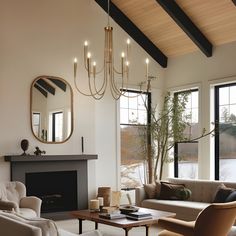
[31,76,73,143]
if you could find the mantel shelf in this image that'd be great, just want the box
[4,154,98,163]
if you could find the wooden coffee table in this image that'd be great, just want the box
[71,207,175,236]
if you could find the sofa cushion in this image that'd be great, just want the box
[213,184,235,203]
[167,178,236,203]
[141,199,209,221]
[159,182,185,200]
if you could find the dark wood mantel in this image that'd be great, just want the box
[5,154,98,162]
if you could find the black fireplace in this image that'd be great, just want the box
[26,170,78,213]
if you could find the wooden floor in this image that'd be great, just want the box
[56,219,163,236]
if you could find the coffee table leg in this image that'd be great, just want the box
[95,222,98,230]
[124,227,131,236]
[145,225,150,236]
[78,219,83,234]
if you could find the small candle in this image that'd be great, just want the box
[97,197,104,207]
[89,199,99,211]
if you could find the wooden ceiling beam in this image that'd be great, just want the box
[34,84,48,98]
[95,0,168,68]
[37,79,55,95]
[156,0,213,57]
[49,78,67,92]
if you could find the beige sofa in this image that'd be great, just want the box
[135,178,236,221]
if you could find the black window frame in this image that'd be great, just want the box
[120,89,151,189]
[214,82,236,180]
[173,89,199,178]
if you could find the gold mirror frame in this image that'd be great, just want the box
[30,75,74,144]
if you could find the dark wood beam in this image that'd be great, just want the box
[95,0,168,68]
[156,0,213,57]
[36,79,55,95]
[34,84,47,98]
[49,78,67,92]
[232,0,236,6]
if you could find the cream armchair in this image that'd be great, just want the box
[0,211,104,236]
[0,181,42,217]
[158,201,236,236]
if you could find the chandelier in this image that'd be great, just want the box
[73,0,152,100]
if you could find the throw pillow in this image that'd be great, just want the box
[143,181,162,199]
[213,184,235,203]
[143,183,157,199]
[225,190,236,202]
[175,188,192,200]
[159,182,185,200]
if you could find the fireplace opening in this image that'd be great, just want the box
[26,170,78,213]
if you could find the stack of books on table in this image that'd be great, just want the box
[126,211,152,220]
[99,211,126,220]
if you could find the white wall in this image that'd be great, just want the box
[0,0,163,197]
[164,41,236,180]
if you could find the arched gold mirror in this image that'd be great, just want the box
[30,76,73,143]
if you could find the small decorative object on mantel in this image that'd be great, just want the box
[34,146,46,156]
[20,139,29,156]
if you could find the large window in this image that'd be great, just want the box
[48,111,64,142]
[32,112,41,138]
[215,83,236,181]
[174,90,199,179]
[120,90,151,188]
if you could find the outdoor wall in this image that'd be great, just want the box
[163,41,236,180]
[0,0,164,197]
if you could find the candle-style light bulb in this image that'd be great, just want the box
[74,58,78,78]
[84,41,89,68]
[126,39,131,61]
[86,52,91,77]
[93,61,96,78]
[121,53,125,76]
[145,58,149,79]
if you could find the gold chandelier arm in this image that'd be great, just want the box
[74,75,97,97]
[87,69,108,100]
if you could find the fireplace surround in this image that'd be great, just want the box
[5,154,97,219]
